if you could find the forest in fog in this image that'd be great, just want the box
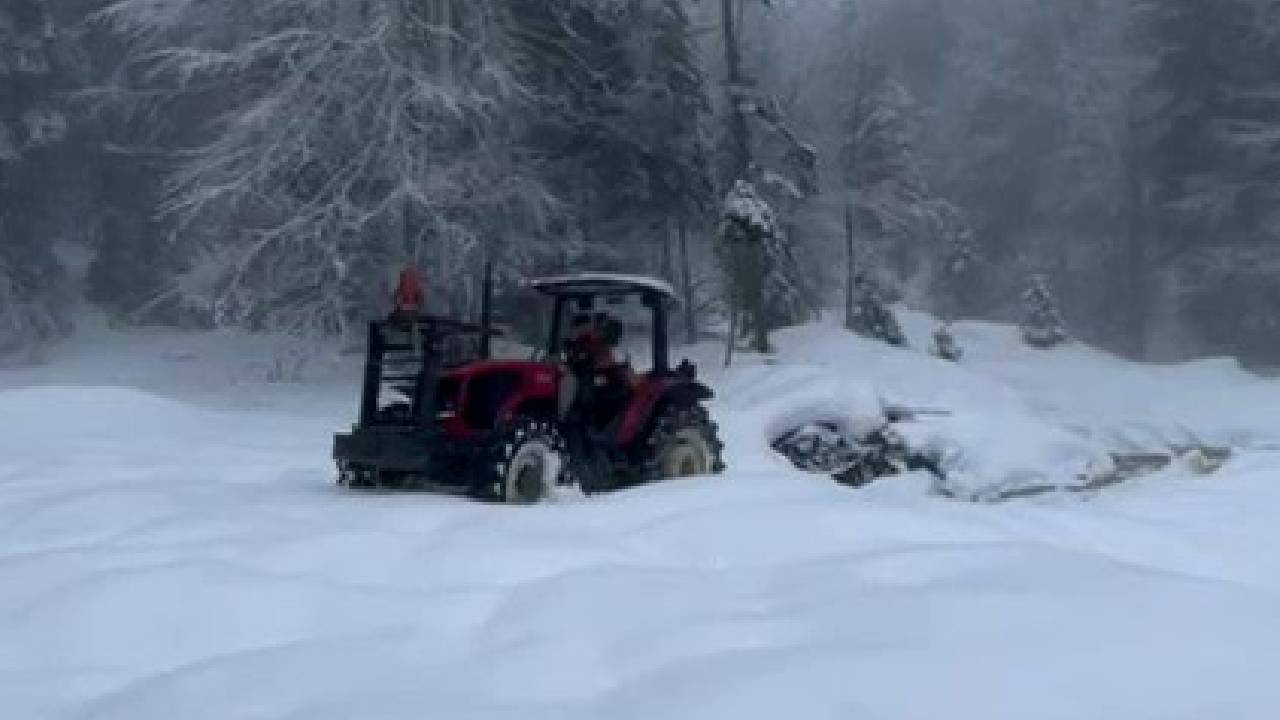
[3,0,1280,365]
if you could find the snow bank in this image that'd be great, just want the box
[7,312,1280,718]
[705,311,1278,498]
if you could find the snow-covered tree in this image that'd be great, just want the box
[1020,274,1068,348]
[1130,0,1258,243]
[713,0,821,344]
[842,64,926,249]
[644,0,718,343]
[504,0,706,265]
[0,0,79,356]
[925,197,981,316]
[719,179,803,355]
[105,0,544,338]
[69,0,186,324]
[1127,0,1280,361]
[920,1,1134,337]
[931,322,962,361]
[835,49,978,322]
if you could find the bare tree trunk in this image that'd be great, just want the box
[719,0,771,359]
[679,218,696,344]
[745,245,769,354]
[844,200,855,329]
[661,218,674,282]
[436,0,453,80]
[724,306,736,367]
[721,0,751,181]
[1122,120,1150,360]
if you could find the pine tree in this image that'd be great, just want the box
[646,0,717,342]
[719,179,802,354]
[630,0,715,221]
[926,198,981,315]
[714,0,818,357]
[839,54,976,321]
[77,0,184,324]
[1020,274,1068,348]
[929,1,1132,334]
[0,0,76,356]
[506,0,714,279]
[843,64,926,241]
[106,0,540,338]
[1129,0,1280,361]
[1130,0,1257,244]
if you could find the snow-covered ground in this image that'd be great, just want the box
[5,312,1280,719]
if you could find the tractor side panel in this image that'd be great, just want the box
[461,371,522,430]
[614,377,676,447]
[440,361,561,440]
[615,378,715,447]
[497,365,562,426]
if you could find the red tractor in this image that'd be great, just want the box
[332,270,725,503]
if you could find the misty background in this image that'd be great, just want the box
[2,0,1276,366]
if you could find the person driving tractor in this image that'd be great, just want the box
[564,311,635,427]
[567,313,613,369]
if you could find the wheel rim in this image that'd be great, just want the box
[661,429,711,478]
[515,460,544,502]
[506,440,554,504]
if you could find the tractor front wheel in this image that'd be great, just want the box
[642,403,725,481]
[482,417,573,504]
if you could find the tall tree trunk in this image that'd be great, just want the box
[721,0,766,356]
[724,306,736,367]
[844,200,855,329]
[679,218,696,344]
[661,218,674,282]
[435,0,453,80]
[742,242,768,354]
[1122,121,1150,360]
[721,0,751,181]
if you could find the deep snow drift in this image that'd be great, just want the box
[4,313,1280,719]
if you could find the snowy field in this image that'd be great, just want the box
[5,313,1280,719]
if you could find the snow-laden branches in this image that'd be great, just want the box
[109,0,545,337]
[0,242,70,359]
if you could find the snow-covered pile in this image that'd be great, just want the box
[5,312,1280,719]
[703,310,1278,499]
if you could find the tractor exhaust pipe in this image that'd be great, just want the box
[479,260,494,360]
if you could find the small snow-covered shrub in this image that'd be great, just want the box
[931,323,962,361]
[1020,274,1067,348]
[0,248,71,362]
[847,274,905,346]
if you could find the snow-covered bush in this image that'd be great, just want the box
[846,274,905,346]
[1020,274,1068,348]
[0,245,71,361]
[719,179,806,353]
[931,323,963,361]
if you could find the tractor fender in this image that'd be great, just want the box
[616,378,715,447]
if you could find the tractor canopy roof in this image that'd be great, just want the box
[528,272,678,302]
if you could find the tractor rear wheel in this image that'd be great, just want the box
[482,416,573,504]
[642,402,725,481]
